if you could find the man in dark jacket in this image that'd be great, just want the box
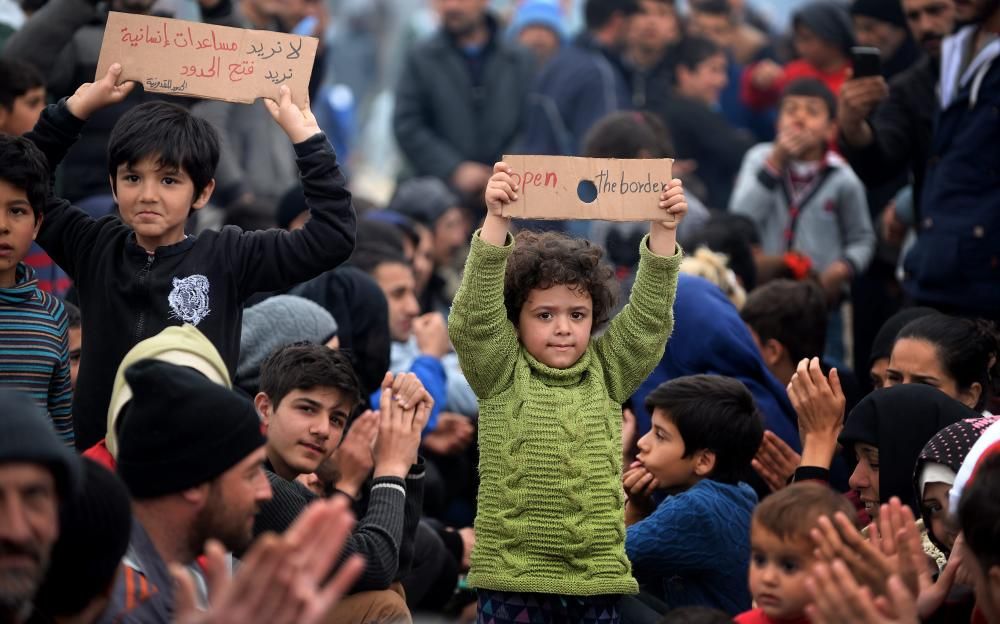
[0,390,80,624]
[518,0,640,156]
[903,0,1000,317]
[102,360,272,623]
[836,0,959,375]
[393,0,534,198]
[837,0,961,219]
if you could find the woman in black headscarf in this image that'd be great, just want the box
[291,265,391,403]
[839,384,975,522]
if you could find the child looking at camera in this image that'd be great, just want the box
[448,161,687,622]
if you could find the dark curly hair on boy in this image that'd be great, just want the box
[503,230,618,332]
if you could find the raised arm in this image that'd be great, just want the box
[232,86,356,296]
[27,66,135,277]
[446,163,521,400]
[593,180,686,403]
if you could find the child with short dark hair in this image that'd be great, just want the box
[740,279,828,386]
[735,481,855,623]
[0,134,73,446]
[0,58,45,137]
[25,65,357,449]
[449,162,687,622]
[730,78,874,306]
[625,374,764,615]
[253,343,426,622]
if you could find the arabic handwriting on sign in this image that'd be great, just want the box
[228,60,255,82]
[121,26,142,47]
[264,69,294,85]
[286,38,302,60]
[173,27,195,48]
[246,41,263,56]
[195,30,238,52]
[180,56,221,79]
[145,78,160,89]
[170,80,188,93]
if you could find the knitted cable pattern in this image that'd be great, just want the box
[449,231,681,596]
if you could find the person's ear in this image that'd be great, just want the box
[191,178,216,211]
[960,382,983,411]
[109,174,119,205]
[180,482,211,506]
[0,107,8,133]
[254,392,273,429]
[32,212,43,239]
[761,338,785,368]
[693,449,717,477]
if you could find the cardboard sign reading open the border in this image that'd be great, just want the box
[96,11,318,106]
[497,155,674,221]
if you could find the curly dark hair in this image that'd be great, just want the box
[504,230,618,332]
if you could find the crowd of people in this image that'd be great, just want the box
[0,0,999,622]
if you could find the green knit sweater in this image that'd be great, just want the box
[448,231,682,596]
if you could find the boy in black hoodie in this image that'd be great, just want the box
[26,64,357,449]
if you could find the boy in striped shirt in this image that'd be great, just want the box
[0,134,72,446]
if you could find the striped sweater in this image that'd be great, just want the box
[0,264,73,446]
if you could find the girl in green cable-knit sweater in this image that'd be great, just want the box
[448,161,688,623]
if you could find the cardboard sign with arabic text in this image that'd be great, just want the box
[497,155,675,222]
[96,11,318,106]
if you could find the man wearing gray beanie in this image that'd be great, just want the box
[0,389,80,624]
[100,359,270,623]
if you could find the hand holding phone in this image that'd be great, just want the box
[851,46,882,78]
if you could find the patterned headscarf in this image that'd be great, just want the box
[913,415,1000,551]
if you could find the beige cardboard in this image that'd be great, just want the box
[498,155,675,221]
[96,11,318,105]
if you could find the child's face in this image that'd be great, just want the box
[258,387,352,479]
[677,52,729,107]
[517,284,593,369]
[777,95,835,155]
[112,157,214,251]
[0,87,45,137]
[0,179,41,289]
[748,521,816,621]
[635,408,704,490]
[921,481,958,551]
[793,24,845,70]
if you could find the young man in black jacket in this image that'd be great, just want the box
[252,343,427,623]
[25,64,357,450]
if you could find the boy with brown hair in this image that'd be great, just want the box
[736,482,855,624]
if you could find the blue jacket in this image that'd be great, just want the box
[626,479,757,615]
[518,32,632,156]
[905,26,1000,315]
[631,275,800,452]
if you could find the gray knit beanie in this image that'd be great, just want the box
[237,295,338,394]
